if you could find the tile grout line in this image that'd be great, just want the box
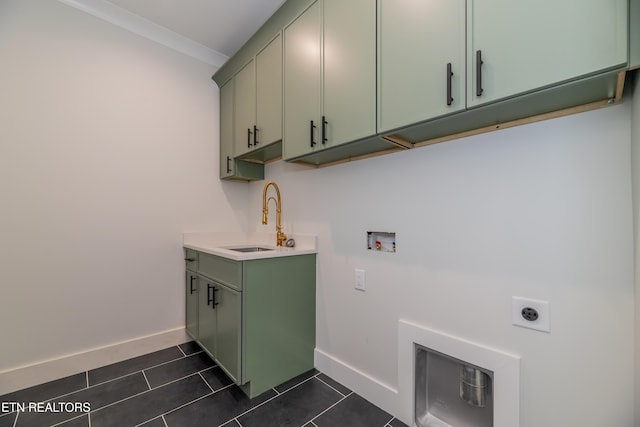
[382,414,395,426]
[314,376,348,397]
[198,371,215,393]
[10,362,373,427]
[90,350,199,388]
[230,374,322,426]
[132,414,172,427]
[158,388,215,420]
[90,371,213,418]
[136,366,232,422]
[224,386,287,423]
[36,369,148,404]
[161,414,169,427]
[177,344,188,357]
[153,381,238,423]
[273,372,321,395]
[2,370,92,408]
[308,391,352,425]
[6,349,215,405]
[141,370,152,390]
[49,413,88,427]
[74,350,213,405]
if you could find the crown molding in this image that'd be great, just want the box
[57,0,229,68]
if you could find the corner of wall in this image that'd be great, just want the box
[631,70,640,427]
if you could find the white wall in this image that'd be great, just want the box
[0,0,249,373]
[250,104,635,426]
[631,71,640,427]
[1,2,636,425]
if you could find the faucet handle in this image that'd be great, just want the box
[277,231,288,246]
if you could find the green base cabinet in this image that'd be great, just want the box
[197,275,242,382]
[185,249,316,398]
[240,256,316,397]
[184,249,198,340]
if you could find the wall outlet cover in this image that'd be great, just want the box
[512,296,550,333]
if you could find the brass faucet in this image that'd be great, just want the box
[262,181,287,246]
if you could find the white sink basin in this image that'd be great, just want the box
[226,246,274,253]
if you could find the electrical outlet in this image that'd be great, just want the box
[354,269,366,291]
[512,296,550,333]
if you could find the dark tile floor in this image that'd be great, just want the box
[0,342,408,427]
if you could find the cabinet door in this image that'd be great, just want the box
[379,0,466,133]
[197,278,217,357]
[468,0,627,107]
[185,272,198,340]
[323,0,376,146]
[214,284,242,383]
[234,60,256,156]
[219,81,235,179]
[283,0,321,160]
[256,34,283,148]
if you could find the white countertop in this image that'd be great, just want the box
[183,231,317,261]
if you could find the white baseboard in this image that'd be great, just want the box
[0,327,190,396]
[314,348,398,418]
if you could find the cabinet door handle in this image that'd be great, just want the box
[247,128,253,148]
[322,116,328,145]
[310,120,316,147]
[207,283,214,307]
[226,156,232,173]
[212,286,219,307]
[184,257,195,262]
[253,125,259,146]
[446,63,454,106]
[189,275,196,294]
[475,50,484,97]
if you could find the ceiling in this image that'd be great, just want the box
[107,0,286,58]
[59,0,286,67]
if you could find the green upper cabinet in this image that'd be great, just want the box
[283,0,376,160]
[234,34,283,159]
[379,0,466,133]
[215,0,635,164]
[283,1,321,160]
[467,0,628,108]
[234,60,257,157]
[219,79,264,181]
[256,34,283,151]
[323,0,376,147]
[219,80,235,179]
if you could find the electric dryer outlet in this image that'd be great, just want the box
[512,296,550,333]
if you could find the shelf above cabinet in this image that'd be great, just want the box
[287,134,408,166]
[236,140,282,164]
[388,68,624,148]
